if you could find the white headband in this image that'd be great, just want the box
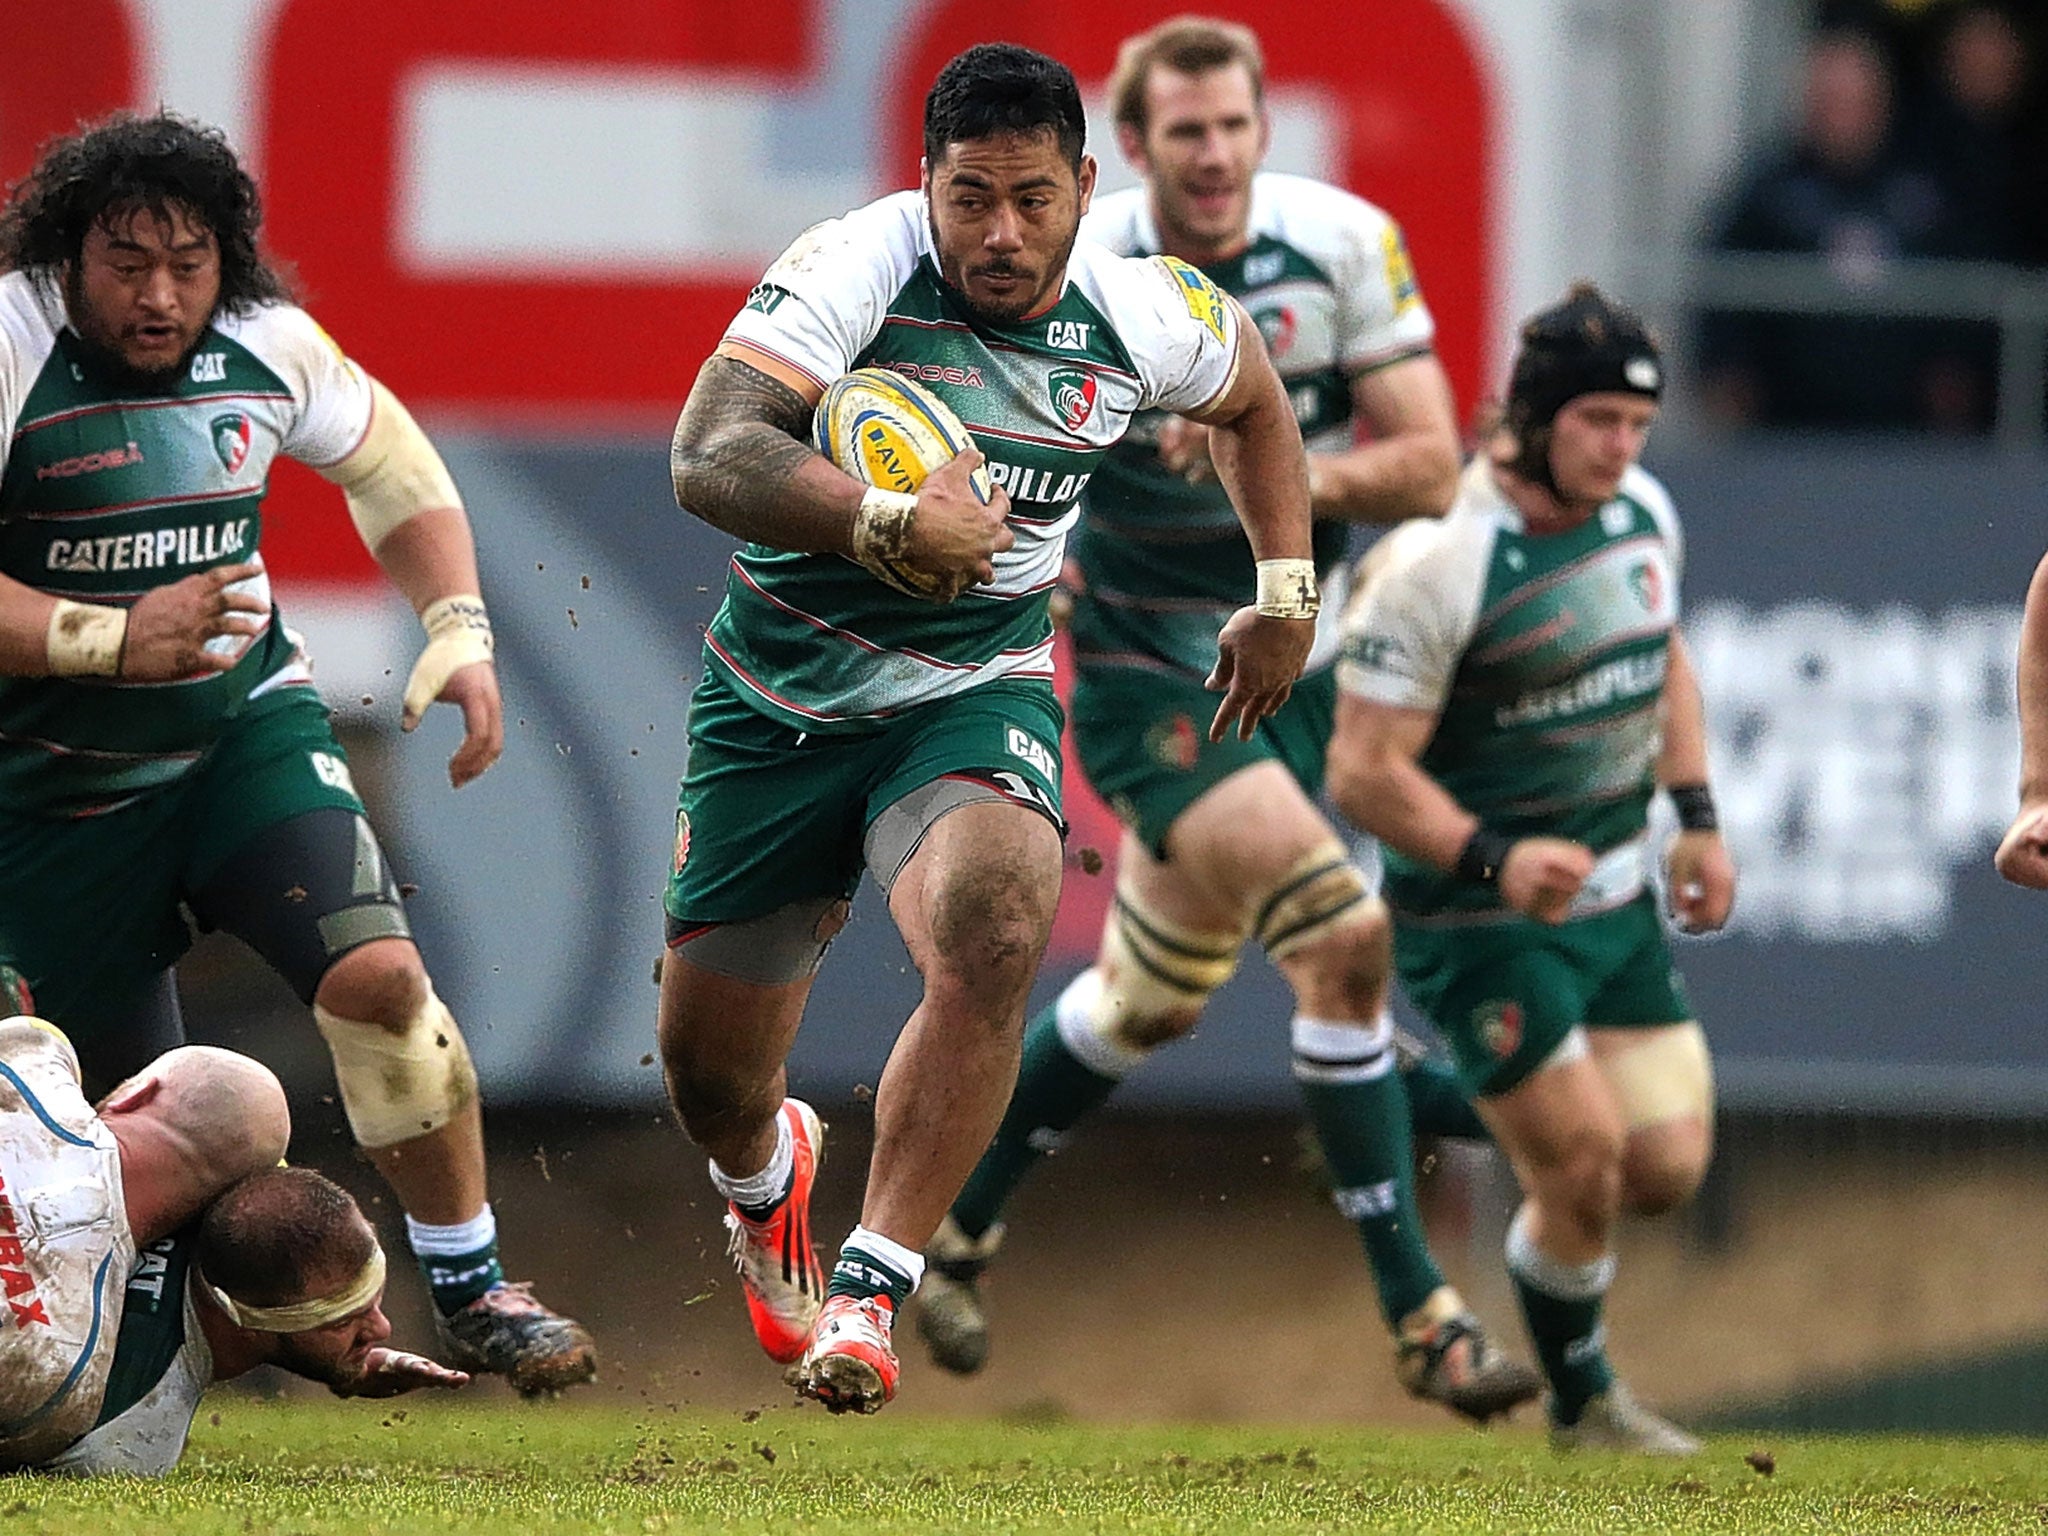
[204,1243,386,1333]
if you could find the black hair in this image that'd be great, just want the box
[924,43,1086,171]
[1503,282,1662,495]
[0,111,292,314]
[197,1167,373,1309]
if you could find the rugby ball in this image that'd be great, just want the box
[811,366,994,506]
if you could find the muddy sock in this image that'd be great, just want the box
[827,1226,923,1307]
[406,1206,504,1315]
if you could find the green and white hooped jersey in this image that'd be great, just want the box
[1338,459,1684,921]
[0,274,374,817]
[1072,174,1435,679]
[709,189,1242,732]
[44,1232,211,1478]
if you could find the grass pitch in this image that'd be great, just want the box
[3,1397,2044,1534]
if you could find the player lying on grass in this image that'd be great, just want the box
[0,1017,463,1474]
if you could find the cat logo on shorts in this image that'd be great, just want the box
[672,810,692,874]
[1160,257,1229,347]
[1474,998,1524,1060]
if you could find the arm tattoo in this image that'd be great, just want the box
[670,356,851,552]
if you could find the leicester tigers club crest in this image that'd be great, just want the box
[1048,366,1097,432]
[1253,304,1297,360]
[1629,559,1663,612]
[1475,998,1524,1059]
[672,810,692,874]
[211,412,251,474]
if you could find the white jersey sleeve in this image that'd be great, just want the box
[0,1018,133,1470]
[1336,483,1497,714]
[213,303,375,468]
[0,274,63,485]
[1623,464,1684,596]
[720,191,925,393]
[1073,248,1241,416]
[1251,175,1436,374]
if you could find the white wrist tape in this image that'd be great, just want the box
[1255,558,1320,620]
[46,599,127,676]
[402,595,493,725]
[852,486,955,600]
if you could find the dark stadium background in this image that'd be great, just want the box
[18,0,2048,1433]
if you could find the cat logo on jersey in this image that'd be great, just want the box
[1628,559,1663,613]
[1048,367,1097,432]
[1161,256,1229,347]
[1381,224,1421,316]
[211,413,251,474]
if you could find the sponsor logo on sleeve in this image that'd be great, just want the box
[745,282,794,315]
[1160,256,1230,347]
[1381,224,1420,315]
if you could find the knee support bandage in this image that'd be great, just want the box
[313,986,478,1148]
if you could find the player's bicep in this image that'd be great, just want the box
[1348,351,1457,447]
[1335,691,1439,765]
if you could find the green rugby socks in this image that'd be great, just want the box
[1293,1015,1445,1325]
[950,971,1126,1241]
[828,1225,924,1306]
[1401,1052,1492,1142]
[1505,1206,1617,1424]
[406,1205,505,1315]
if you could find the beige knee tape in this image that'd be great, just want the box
[313,987,478,1149]
[1254,840,1372,960]
[1099,882,1244,1027]
[1602,1023,1713,1130]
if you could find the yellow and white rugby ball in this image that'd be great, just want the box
[811,366,994,505]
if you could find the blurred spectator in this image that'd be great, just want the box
[1696,29,1982,432]
[1902,2,2035,263]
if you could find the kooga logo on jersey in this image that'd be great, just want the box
[47,518,254,575]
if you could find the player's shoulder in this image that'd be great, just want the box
[760,190,926,295]
[1250,173,1400,263]
[1618,462,1680,539]
[1079,186,1150,255]
[0,271,61,381]
[210,300,349,374]
[1066,240,1225,342]
[0,1015,81,1087]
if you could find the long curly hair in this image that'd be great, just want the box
[0,111,293,314]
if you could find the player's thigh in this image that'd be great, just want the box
[173,697,403,1005]
[1478,1045,1627,1221]
[1394,918,1593,1101]
[0,796,191,1073]
[662,671,869,952]
[867,681,1066,992]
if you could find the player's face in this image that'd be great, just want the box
[925,130,1097,324]
[1547,392,1658,506]
[1120,63,1268,260]
[273,1289,394,1387]
[65,203,222,388]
